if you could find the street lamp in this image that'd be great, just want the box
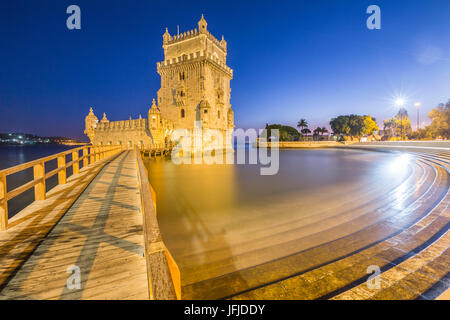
[414,102,421,131]
[395,98,405,107]
[395,98,405,140]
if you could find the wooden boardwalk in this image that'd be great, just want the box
[0,151,149,300]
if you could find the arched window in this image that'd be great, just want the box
[181,109,185,118]
[218,111,220,119]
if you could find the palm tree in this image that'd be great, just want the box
[313,127,321,141]
[320,127,329,136]
[301,128,311,139]
[297,119,308,141]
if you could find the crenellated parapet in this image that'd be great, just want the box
[163,15,227,53]
[165,28,199,44]
[95,118,147,131]
[165,30,227,52]
[157,50,233,77]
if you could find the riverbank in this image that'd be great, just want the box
[255,141,356,148]
[255,140,450,150]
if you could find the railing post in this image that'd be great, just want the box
[33,161,46,201]
[0,174,8,231]
[90,147,95,164]
[72,150,79,175]
[57,154,67,184]
[83,147,89,167]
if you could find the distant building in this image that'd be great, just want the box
[85,15,235,150]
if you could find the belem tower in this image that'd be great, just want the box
[84,15,235,151]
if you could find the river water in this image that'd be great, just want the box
[0,145,75,217]
[145,147,413,292]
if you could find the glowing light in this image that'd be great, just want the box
[389,154,411,173]
[395,98,405,107]
[414,102,421,107]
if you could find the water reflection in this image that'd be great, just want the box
[145,148,416,296]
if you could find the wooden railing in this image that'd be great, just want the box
[0,145,123,231]
[135,146,181,300]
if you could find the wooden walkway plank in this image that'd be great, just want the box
[0,151,149,300]
[0,153,117,288]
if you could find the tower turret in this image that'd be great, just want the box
[100,112,109,123]
[163,28,170,44]
[148,99,161,129]
[198,14,207,33]
[220,35,227,51]
[84,107,98,142]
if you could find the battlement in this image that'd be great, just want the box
[163,15,227,53]
[95,118,147,131]
[156,50,233,77]
[165,29,226,52]
[166,28,199,45]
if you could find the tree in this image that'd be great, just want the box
[330,115,379,140]
[383,109,412,140]
[428,101,450,139]
[301,128,311,138]
[263,124,302,142]
[297,119,308,131]
[313,127,321,135]
[297,119,308,140]
[313,127,329,141]
[330,116,351,139]
[409,128,433,140]
[348,114,364,138]
[362,116,379,136]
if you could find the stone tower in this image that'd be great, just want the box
[156,15,234,149]
[84,16,233,151]
[84,107,98,142]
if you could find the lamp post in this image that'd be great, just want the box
[414,102,421,131]
[395,98,405,140]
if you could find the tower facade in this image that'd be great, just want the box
[156,15,234,149]
[84,16,234,151]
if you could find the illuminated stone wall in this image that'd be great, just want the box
[85,16,234,150]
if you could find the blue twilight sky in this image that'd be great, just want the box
[0,0,449,140]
